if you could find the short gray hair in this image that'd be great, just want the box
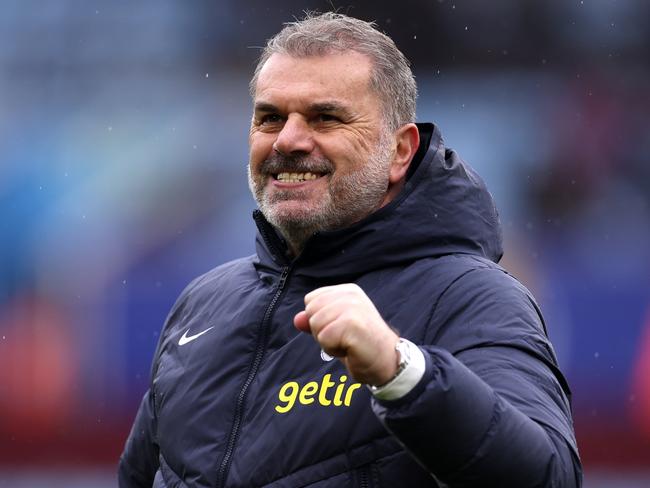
[250,12,417,131]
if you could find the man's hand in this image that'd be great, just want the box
[293,284,400,386]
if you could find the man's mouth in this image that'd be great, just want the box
[274,172,324,183]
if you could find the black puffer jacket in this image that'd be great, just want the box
[119,124,582,487]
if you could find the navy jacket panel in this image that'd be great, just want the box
[119,123,582,487]
[119,390,159,487]
[155,256,278,488]
[372,263,580,487]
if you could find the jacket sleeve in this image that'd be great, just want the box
[118,389,160,487]
[117,275,202,486]
[372,267,582,487]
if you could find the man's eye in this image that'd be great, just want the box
[315,113,340,123]
[260,114,283,124]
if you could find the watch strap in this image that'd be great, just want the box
[368,338,426,400]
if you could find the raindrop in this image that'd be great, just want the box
[594,352,600,359]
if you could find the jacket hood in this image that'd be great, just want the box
[254,123,503,278]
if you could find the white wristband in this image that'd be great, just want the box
[368,339,426,401]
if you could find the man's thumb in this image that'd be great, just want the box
[293,310,311,333]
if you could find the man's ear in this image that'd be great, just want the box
[389,123,420,184]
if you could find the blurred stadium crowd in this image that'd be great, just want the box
[0,0,649,485]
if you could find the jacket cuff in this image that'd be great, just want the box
[369,340,426,401]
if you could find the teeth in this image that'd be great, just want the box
[276,172,320,182]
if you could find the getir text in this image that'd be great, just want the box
[275,374,362,414]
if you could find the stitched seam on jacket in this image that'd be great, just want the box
[424,264,485,345]
[443,394,501,479]
[261,435,399,487]
[159,452,188,488]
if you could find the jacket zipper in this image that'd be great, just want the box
[215,265,291,488]
[358,465,371,488]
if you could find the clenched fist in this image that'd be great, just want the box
[293,284,400,386]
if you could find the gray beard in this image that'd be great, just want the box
[249,134,394,254]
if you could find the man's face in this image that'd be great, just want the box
[248,52,395,247]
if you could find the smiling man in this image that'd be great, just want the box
[119,13,582,487]
[248,50,417,258]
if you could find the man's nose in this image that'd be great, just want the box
[273,115,315,155]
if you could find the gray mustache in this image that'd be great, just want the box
[261,153,333,175]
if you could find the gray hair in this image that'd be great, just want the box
[250,12,417,131]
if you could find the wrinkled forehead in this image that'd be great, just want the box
[253,51,375,100]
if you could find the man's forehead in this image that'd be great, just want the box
[254,51,374,94]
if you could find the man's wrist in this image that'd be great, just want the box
[368,338,425,401]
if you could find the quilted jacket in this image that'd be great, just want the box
[119,123,582,487]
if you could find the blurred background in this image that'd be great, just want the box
[0,0,648,486]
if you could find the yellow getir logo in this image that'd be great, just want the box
[275,374,362,414]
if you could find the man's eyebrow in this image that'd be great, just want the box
[308,102,352,115]
[253,102,279,113]
[253,100,354,117]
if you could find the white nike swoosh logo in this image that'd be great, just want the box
[178,326,214,346]
[320,349,334,362]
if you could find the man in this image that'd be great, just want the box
[119,12,582,487]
